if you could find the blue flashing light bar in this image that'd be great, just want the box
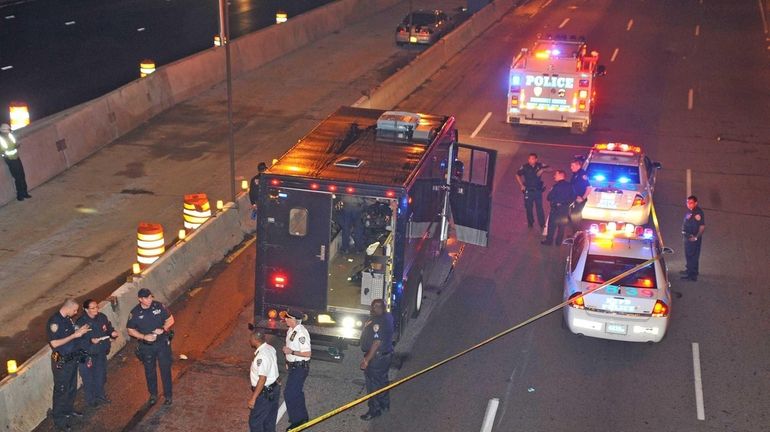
[510,75,521,86]
[593,174,606,181]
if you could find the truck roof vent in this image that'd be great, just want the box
[377,111,433,142]
[334,157,364,168]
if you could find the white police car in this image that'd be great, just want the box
[563,222,672,343]
[581,143,661,226]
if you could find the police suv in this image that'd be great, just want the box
[581,143,661,226]
[563,222,672,343]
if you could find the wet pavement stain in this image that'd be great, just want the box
[115,161,147,178]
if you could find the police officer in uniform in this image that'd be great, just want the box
[47,299,91,431]
[542,170,575,246]
[126,288,175,406]
[340,194,365,254]
[281,309,311,430]
[515,153,549,228]
[249,162,268,208]
[248,331,280,432]
[681,195,706,281]
[0,123,31,201]
[77,299,119,407]
[359,299,394,421]
[569,159,590,234]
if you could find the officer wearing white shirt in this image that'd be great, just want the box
[281,309,311,430]
[248,331,280,432]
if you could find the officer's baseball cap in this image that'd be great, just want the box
[137,288,153,298]
[285,308,304,320]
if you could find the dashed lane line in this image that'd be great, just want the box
[611,48,619,62]
[471,112,492,138]
[626,19,634,31]
[558,18,570,29]
[692,343,706,421]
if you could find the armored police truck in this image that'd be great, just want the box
[254,106,495,350]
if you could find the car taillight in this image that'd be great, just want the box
[632,194,646,206]
[652,300,668,317]
[568,292,585,309]
[272,274,287,288]
[397,25,406,32]
[421,27,433,34]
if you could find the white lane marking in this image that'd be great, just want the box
[65,20,76,25]
[5,15,15,19]
[541,0,553,9]
[626,19,634,31]
[276,401,287,424]
[479,398,500,432]
[558,18,570,29]
[686,168,692,197]
[692,343,706,421]
[610,48,619,62]
[471,112,492,138]
[759,0,769,34]
[688,88,694,110]
[1,65,13,71]
[137,27,146,32]
[695,24,700,36]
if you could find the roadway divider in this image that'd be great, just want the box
[0,194,255,431]
[354,0,522,110]
[0,0,403,206]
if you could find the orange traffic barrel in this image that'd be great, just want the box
[137,222,165,268]
[140,59,156,77]
[183,193,211,230]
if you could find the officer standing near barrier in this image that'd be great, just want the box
[515,153,549,229]
[359,299,394,421]
[0,123,31,201]
[126,288,175,406]
[77,299,118,407]
[248,331,280,432]
[681,195,706,281]
[542,170,575,246]
[249,162,268,207]
[569,159,590,234]
[282,309,311,430]
[47,299,91,431]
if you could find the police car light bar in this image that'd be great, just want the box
[593,143,641,154]
[588,222,653,240]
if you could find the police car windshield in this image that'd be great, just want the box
[586,163,640,184]
[405,12,436,26]
[582,255,657,288]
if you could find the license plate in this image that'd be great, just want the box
[606,323,627,335]
[409,36,418,43]
[598,192,618,208]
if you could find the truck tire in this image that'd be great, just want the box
[570,122,587,134]
[411,279,424,318]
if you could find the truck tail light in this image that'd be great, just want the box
[632,194,646,206]
[397,25,406,32]
[272,274,287,288]
[267,309,278,319]
[568,292,585,309]
[510,96,519,107]
[652,300,669,317]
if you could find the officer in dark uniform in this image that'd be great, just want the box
[126,288,175,406]
[77,299,118,407]
[569,159,590,234]
[359,299,394,421]
[542,170,575,246]
[249,162,268,208]
[339,194,365,253]
[281,309,312,430]
[681,195,706,281]
[516,153,549,228]
[47,299,91,431]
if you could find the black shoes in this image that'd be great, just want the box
[287,419,308,431]
[540,240,552,246]
[98,396,112,404]
[67,411,83,418]
[679,270,689,275]
[680,275,697,281]
[148,396,157,405]
[360,411,382,421]
[163,398,173,406]
[54,424,72,432]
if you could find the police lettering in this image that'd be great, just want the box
[525,75,574,89]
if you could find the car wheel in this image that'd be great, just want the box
[411,280,424,318]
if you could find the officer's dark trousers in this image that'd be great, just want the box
[341,208,364,253]
[138,342,173,398]
[51,359,77,427]
[364,352,392,414]
[544,206,569,245]
[79,353,108,404]
[5,158,28,198]
[249,386,280,432]
[684,237,702,277]
[285,366,309,423]
[524,192,545,227]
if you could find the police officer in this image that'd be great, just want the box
[77,299,118,407]
[126,288,175,406]
[340,194,365,254]
[542,170,575,246]
[249,162,268,208]
[515,153,549,228]
[47,299,91,431]
[0,123,31,201]
[248,331,280,432]
[569,159,590,234]
[681,195,706,281]
[359,299,394,421]
[281,309,311,430]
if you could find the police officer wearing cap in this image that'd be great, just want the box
[681,195,706,281]
[77,299,118,407]
[569,159,590,234]
[516,153,549,229]
[47,299,91,431]
[281,309,311,430]
[359,299,394,421]
[0,123,31,201]
[248,331,280,432]
[126,288,175,406]
[542,170,575,246]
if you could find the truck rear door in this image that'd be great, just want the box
[450,144,496,247]
[262,187,331,311]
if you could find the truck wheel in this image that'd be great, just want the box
[411,280,424,318]
[570,122,587,134]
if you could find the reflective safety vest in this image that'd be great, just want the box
[0,133,18,160]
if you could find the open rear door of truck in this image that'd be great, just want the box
[450,144,496,247]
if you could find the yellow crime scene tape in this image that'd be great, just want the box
[290,232,664,431]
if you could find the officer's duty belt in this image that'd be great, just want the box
[250,382,279,393]
[376,351,393,356]
[287,360,310,369]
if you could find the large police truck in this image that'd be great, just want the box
[506,35,605,134]
[254,107,495,351]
